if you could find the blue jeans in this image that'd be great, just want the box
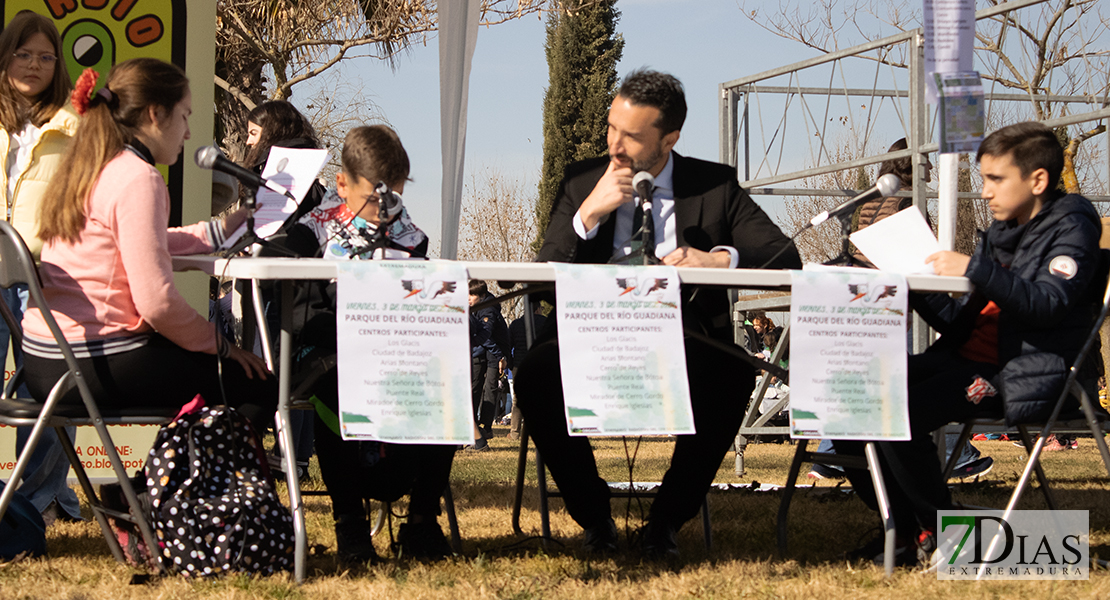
[815,433,980,470]
[2,285,80,518]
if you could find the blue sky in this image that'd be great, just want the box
[310,0,826,247]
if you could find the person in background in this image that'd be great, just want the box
[504,302,547,439]
[0,11,81,526]
[468,280,511,450]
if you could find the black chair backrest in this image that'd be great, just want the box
[0,220,37,292]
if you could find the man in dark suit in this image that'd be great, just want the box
[514,69,802,558]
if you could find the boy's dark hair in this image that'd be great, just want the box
[341,125,410,186]
[618,69,687,134]
[468,280,488,296]
[878,138,913,188]
[976,122,1065,193]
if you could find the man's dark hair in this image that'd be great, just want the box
[342,125,411,186]
[468,280,488,296]
[617,69,686,134]
[976,122,1065,193]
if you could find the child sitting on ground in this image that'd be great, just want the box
[832,121,1104,567]
[271,125,455,564]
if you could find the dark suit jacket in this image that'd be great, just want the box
[538,153,801,341]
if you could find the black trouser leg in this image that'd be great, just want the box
[649,336,752,530]
[833,351,1001,534]
[514,338,612,529]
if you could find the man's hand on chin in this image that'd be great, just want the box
[662,246,731,268]
[579,160,633,231]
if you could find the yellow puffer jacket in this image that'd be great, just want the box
[0,103,80,258]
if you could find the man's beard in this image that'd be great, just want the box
[615,143,664,174]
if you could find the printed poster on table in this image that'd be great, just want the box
[789,266,910,440]
[336,261,471,444]
[554,263,694,436]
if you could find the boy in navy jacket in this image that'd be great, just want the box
[834,121,1104,567]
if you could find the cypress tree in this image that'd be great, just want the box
[534,0,624,251]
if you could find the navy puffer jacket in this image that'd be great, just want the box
[911,193,1105,425]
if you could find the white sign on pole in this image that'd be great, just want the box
[554,263,694,436]
[335,260,472,444]
[789,266,910,440]
[923,0,975,103]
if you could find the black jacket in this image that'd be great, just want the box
[538,153,801,342]
[912,193,1105,424]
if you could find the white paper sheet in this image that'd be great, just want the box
[220,146,329,250]
[849,207,941,275]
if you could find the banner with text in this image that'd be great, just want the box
[789,266,910,440]
[554,263,693,436]
[0,425,158,483]
[336,261,472,444]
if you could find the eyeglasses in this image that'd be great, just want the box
[11,51,57,67]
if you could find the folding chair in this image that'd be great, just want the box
[943,273,1110,512]
[0,220,175,570]
[777,440,899,575]
[510,427,714,551]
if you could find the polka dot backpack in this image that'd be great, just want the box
[145,397,293,577]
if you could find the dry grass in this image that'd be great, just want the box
[2,432,1110,599]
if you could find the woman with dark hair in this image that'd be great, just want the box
[243,101,325,225]
[0,10,82,525]
[23,58,275,424]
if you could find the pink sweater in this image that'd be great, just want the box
[23,151,219,354]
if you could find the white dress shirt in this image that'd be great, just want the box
[571,152,739,267]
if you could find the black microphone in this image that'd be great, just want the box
[375,182,404,220]
[632,171,655,211]
[194,146,295,200]
[808,173,902,227]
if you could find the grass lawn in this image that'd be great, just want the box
[3,429,1109,599]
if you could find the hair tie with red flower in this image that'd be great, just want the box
[71,68,99,116]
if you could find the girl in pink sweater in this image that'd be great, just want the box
[21,58,275,424]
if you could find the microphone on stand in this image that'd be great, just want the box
[807,173,902,227]
[194,146,295,200]
[631,171,657,265]
[375,182,404,221]
[755,173,904,269]
[632,171,655,251]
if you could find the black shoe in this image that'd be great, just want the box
[845,529,917,567]
[397,521,453,561]
[335,515,380,565]
[639,520,679,560]
[582,518,618,555]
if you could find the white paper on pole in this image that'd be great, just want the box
[220,146,329,249]
[849,207,940,274]
[923,0,975,104]
[789,266,910,440]
[335,260,472,444]
[935,71,986,154]
[553,263,694,436]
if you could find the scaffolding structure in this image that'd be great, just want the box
[718,0,1110,221]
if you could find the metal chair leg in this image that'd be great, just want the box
[776,439,809,556]
[864,442,896,577]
